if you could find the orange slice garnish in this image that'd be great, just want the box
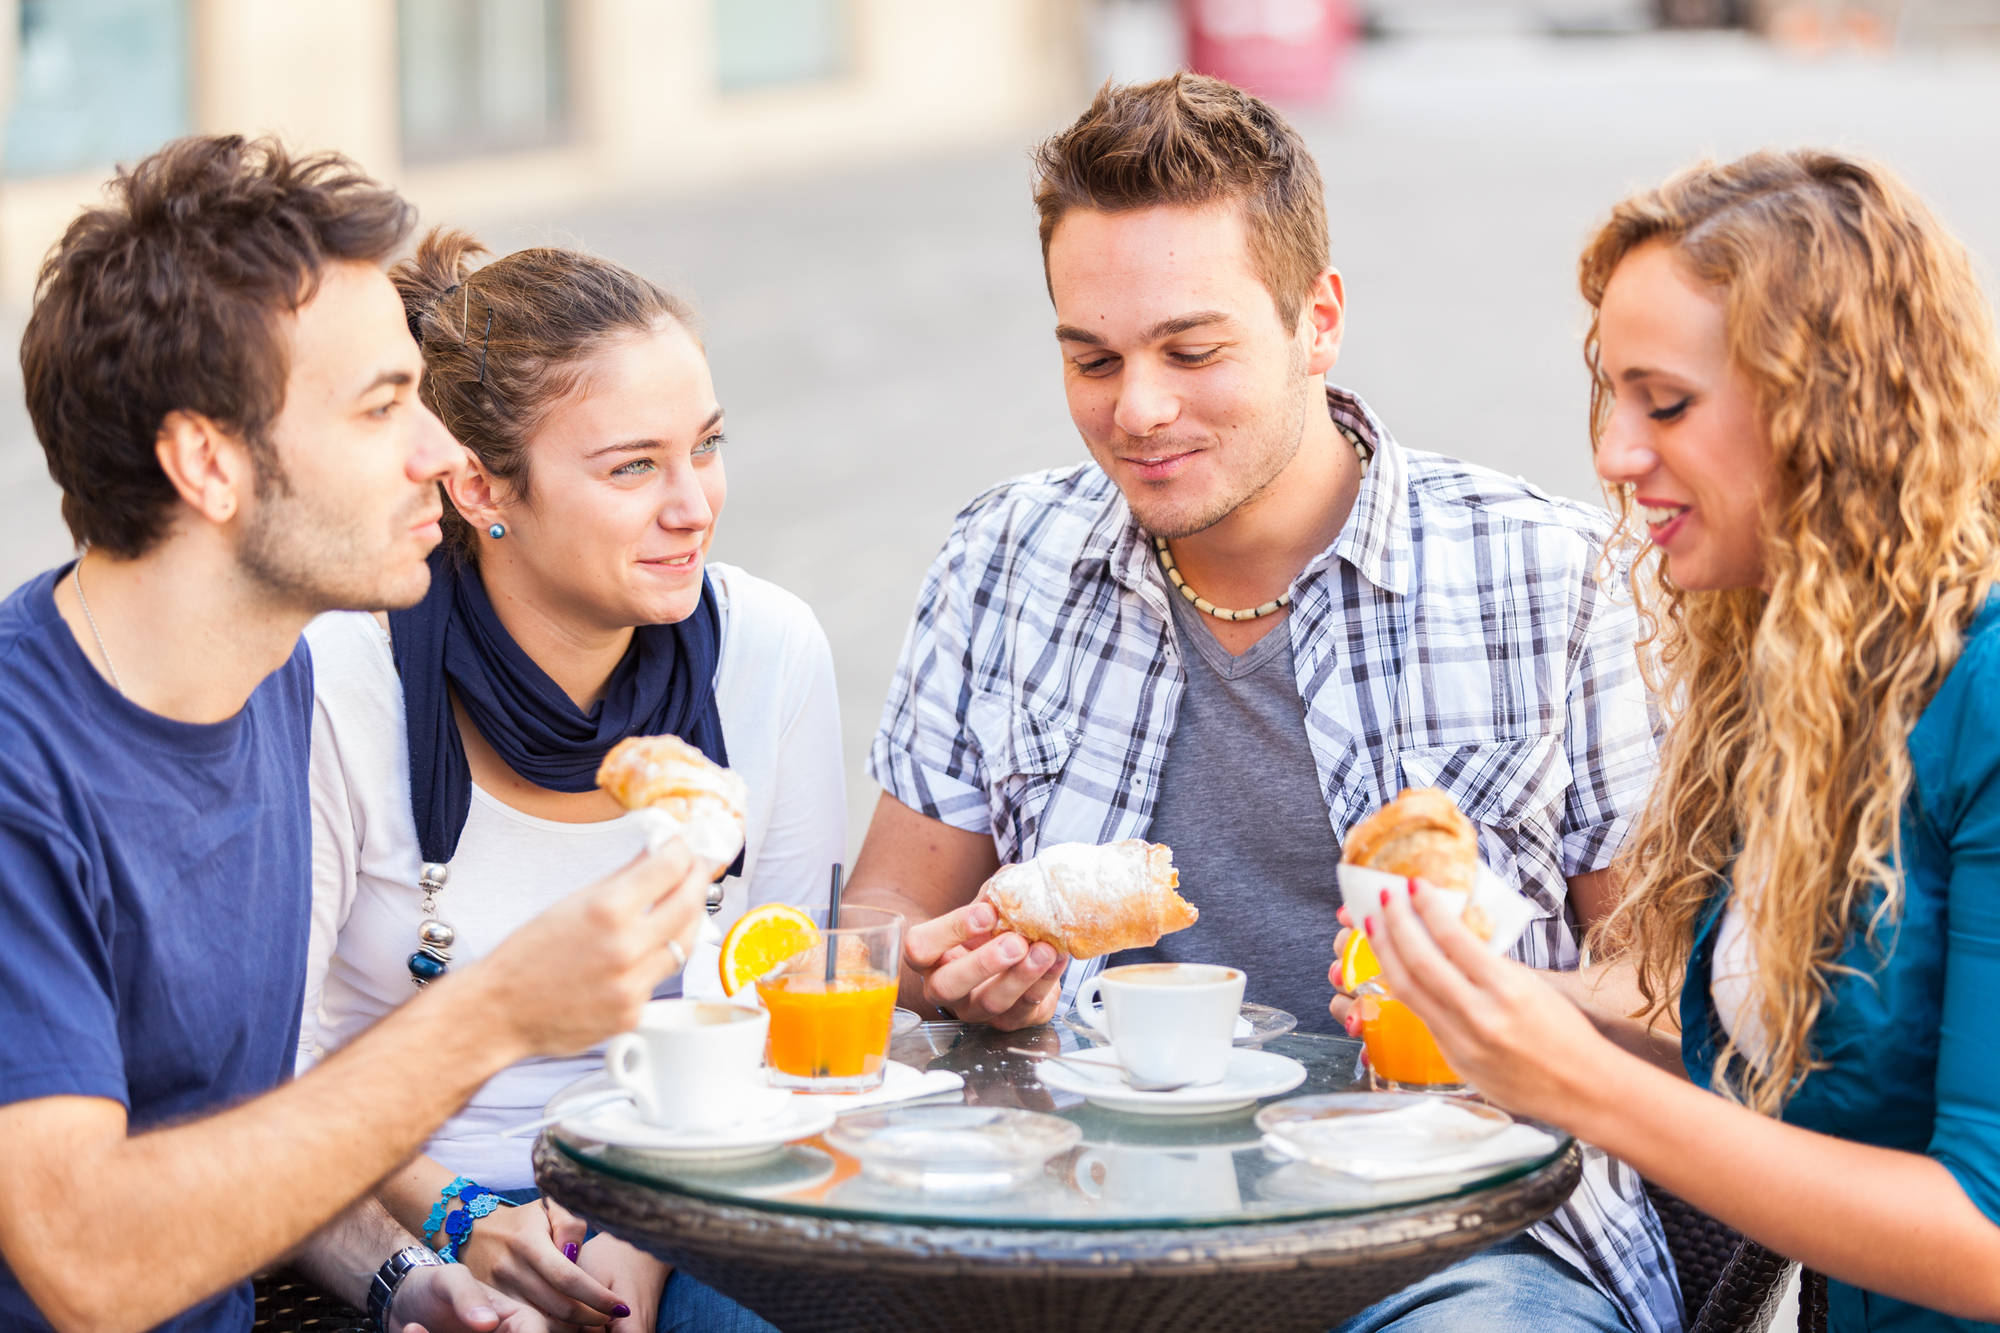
[719,903,821,996]
[1340,929,1383,994]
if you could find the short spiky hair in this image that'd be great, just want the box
[22,135,415,558]
[1030,73,1330,327]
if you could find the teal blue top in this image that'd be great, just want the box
[1681,595,2000,1333]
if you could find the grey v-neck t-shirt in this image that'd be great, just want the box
[1108,587,1347,1033]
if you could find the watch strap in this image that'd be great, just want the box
[367,1244,446,1333]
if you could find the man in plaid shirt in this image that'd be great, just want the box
[848,74,1681,1333]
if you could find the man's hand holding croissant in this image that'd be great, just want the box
[904,902,1072,1031]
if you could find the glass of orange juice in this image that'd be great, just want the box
[756,905,903,1093]
[1357,995,1465,1093]
[1341,931,1466,1093]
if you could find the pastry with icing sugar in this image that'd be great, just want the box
[975,840,1197,959]
[596,734,748,867]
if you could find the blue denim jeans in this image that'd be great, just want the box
[1332,1236,1631,1333]
[655,1269,779,1333]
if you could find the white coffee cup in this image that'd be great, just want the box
[1074,963,1246,1087]
[603,998,773,1130]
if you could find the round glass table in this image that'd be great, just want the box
[535,1021,1580,1333]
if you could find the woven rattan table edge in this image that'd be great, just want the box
[535,1135,1583,1275]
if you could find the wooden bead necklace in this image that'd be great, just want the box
[1154,425,1371,622]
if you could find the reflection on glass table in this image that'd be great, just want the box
[545,1022,1570,1229]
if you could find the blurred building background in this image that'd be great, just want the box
[0,0,1084,300]
[0,0,1997,879]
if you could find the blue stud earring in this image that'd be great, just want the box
[488,523,506,539]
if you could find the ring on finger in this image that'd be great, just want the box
[667,939,687,973]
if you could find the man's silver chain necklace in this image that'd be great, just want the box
[72,563,125,695]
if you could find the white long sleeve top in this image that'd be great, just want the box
[295,562,846,1188]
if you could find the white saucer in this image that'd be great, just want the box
[558,1087,836,1159]
[1033,1046,1308,1116]
[790,1058,964,1112]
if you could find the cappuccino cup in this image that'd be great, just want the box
[604,998,780,1130]
[1074,963,1245,1087]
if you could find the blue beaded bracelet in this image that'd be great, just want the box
[423,1176,516,1263]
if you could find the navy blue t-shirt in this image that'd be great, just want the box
[0,565,314,1333]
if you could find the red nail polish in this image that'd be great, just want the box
[1408,878,1419,896]
[1364,917,1375,937]
[1379,888,1390,907]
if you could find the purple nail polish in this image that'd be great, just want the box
[564,1242,579,1262]
[614,1304,632,1318]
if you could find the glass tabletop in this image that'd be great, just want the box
[548,1021,1571,1232]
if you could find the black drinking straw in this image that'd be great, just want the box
[824,863,844,984]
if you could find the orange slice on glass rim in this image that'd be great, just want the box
[1340,929,1383,994]
[719,902,821,996]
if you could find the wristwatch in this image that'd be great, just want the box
[367,1245,445,1333]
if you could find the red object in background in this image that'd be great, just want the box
[1183,0,1357,106]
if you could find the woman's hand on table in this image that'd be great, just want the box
[1364,880,1615,1125]
[576,1232,667,1333]
[459,1197,625,1328]
[905,902,1071,1031]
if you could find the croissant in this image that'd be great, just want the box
[975,840,1197,960]
[596,734,749,866]
[1342,788,1479,895]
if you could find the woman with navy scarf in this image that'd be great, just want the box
[297,230,843,1333]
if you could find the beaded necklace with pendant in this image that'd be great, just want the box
[408,861,457,987]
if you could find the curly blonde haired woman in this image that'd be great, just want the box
[1355,149,2000,1331]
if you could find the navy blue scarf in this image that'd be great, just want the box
[389,549,733,870]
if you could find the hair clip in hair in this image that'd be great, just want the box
[476,306,493,386]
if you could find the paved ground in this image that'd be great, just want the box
[3,30,1998,864]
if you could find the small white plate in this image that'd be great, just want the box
[559,1088,835,1159]
[1033,1046,1308,1116]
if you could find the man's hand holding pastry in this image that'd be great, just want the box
[905,903,1070,1030]
[909,839,1197,1031]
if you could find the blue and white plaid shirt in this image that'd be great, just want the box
[870,388,1682,1333]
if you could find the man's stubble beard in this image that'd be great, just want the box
[1124,347,1314,542]
[236,459,437,615]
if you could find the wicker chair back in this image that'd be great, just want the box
[1643,1182,1798,1333]
[252,1269,371,1333]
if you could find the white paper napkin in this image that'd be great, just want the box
[1263,1100,1558,1181]
[796,1067,965,1115]
[1336,862,1537,958]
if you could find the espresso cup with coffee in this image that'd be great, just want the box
[604,998,778,1130]
[1073,962,1245,1087]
